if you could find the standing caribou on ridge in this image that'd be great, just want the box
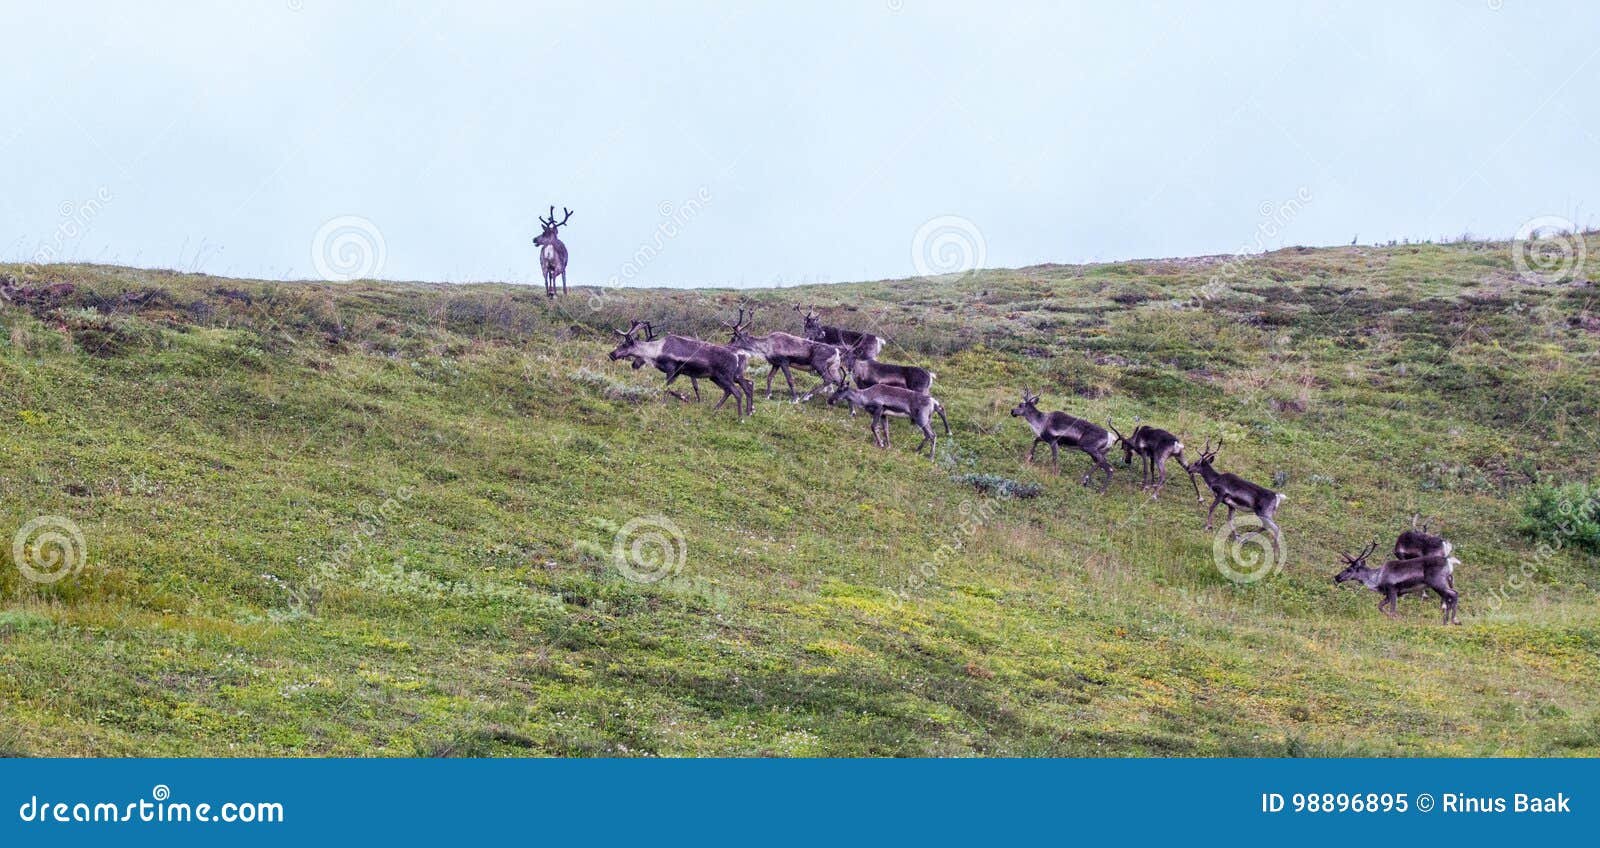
[1182,439,1285,538]
[1334,539,1461,625]
[608,320,753,417]
[800,307,884,361]
[533,206,573,298]
[1010,391,1116,492]
[724,308,848,402]
[1105,417,1197,501]
[829,377,950,460]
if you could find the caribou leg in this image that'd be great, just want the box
[764,365,779,399]
[709,377,740,414]
[1093,451,1114,493]
[780,362,800,401]
[1204,495,1224,531]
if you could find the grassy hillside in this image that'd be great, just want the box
[2,237,1598,757]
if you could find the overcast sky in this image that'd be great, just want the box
[3,1,1597,287]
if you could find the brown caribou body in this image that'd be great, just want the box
[801,308,884,360]
[1334,539,1461,625]
[725,309,846,402]
[533,206,572,297]
[1106,418,1197,500]
[1009,391,1115,491]
[607,321,753,417]
[1182,439,1284,538]
[829,380,950,459]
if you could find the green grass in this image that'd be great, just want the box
[2,236,1598,757]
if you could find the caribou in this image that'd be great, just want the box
[725,308,847,402]
[828,378,950,460]
[800,307,884,361]
[1009,391,1115,491]
[1182,439,1285,539]
[532,206,573,298]
[836,348,934,394]
[607,320,753,417]
[1334,539,1461,625]
[1105,417,1197,500]
[1393,514,1456,606]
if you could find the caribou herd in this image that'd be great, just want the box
[557,209,1463,624]
[593,303,1465,624]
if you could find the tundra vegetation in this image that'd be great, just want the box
[0,236,1598,756]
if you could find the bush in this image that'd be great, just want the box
[951,472,1041,499]
[1517,481,1600,555]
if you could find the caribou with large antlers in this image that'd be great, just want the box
[828,377,950,460]
[533,205,573,298]
[1009,390,1115,491]
[725,308,847,402]
[607,320,753,417]
[1182,439,1285,538]
[800,307,884,361]
[1334,539,1461,625]
[1105,417,1197,500]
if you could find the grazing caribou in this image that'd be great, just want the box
[1105,417,1198,500]
[828,378,950,460]
[725,308,847,402]
[1009,391,1115,491]
[1334,539,1461,625]
[1182,439,1285,539]
[607,320,753,417]
[800,307,884,361]
[837,348,934,394]
[532,206,573,298]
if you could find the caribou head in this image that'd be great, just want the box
[1333,539,1380,584]
[607,319,660,362]
[1010,390,1040,418]
[533,206,573,247]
